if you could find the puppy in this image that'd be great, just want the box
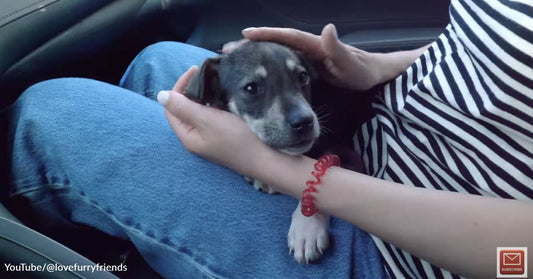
[184,41,371,264]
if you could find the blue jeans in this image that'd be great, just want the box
[7,42,386,279]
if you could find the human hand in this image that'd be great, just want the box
[157,66,270,176]
[234,24,382,91]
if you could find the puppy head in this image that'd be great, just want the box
[185,41,320,155]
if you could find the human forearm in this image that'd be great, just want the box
[317,167,533,278]
[251,149,533,278]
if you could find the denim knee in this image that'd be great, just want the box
[11,78,91,135]
[133,41,216,64]
[9,78,103,190]
[136,41,214,61]
[119,41,217,98]
[16,78,79,105]
[14,78,107,110]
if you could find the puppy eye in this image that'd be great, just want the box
[299,71,310,86]
[243,82,261,95]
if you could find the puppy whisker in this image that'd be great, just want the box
[314,104,327,111]
[319,124,333,135]
[317,113,332,124]
[314,105,329,117]
[315,107,331,122]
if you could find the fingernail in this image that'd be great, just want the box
[242,27,257,34]
[327,23,338,39]
[157,90,170,106]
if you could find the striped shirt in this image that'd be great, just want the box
[354,0,533,278]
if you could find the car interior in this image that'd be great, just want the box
[0,0,450,278]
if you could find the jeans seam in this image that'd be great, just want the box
[10,184,226,279]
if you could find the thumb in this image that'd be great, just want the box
[158,90,205,128]
[320,23,350,62]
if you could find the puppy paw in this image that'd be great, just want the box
[288,203,330,264]
[244,176,277,194]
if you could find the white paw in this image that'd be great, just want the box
[245,176,277,194]
[288,203,330,264]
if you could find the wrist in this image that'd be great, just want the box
[368,44,429,84]
[301,154,341,216]
[369,51,406,84]
[251,147,317,198]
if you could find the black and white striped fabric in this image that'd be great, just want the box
[354,0,533,278]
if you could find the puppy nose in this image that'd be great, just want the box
[288,113,314,131]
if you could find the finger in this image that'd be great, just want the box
[158,90,207,128]
[172,65,199,93]
[222,39,249,53]
[242,27,324,59]
[320,23,350,62]
[164,108,199,149]
[320,23,357,81]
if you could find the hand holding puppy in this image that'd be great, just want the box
[158,66,269,178]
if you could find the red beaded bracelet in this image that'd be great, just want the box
[301,154,341,217]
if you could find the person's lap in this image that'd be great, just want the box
[7,42,385,278]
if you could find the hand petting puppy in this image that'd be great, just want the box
[240,24,428,91]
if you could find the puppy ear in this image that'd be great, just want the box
[184,56,224,108]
